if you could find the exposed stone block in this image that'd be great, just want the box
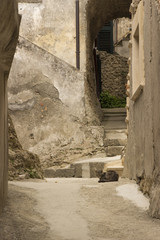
[44,168,75,178]
[99,52,129,99]
[106,146,124,156]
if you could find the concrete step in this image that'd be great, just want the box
[44,156,122,178]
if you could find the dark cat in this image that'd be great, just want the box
[98,170,119,183]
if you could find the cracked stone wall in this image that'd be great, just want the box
[124,0,160,218]
[0,0,20,213]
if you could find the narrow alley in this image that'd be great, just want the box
[1,1,160,239]
[0,178,160,240]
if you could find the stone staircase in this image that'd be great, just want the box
[44,108,127,179]
[104,129,127,156]
[102,108,126,130]
[102,108,127,157]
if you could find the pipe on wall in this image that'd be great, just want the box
[76,0,80,69]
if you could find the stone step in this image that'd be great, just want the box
[102,108,126,114]
[102,120,126,129]
[103,113,126,117]
[104,159,123,169]
[103,116,126,121]
[105,146,124,156]
[44,167,75,178]
[104,129,127,147]
[104,138,127,147]
[102,108,127,130]
[104,129,127,137]
[103,159,124,177]
[72,156,122,178]
[44,156,122,179]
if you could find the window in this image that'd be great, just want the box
[131,1,145,101]
[97,21,114,53]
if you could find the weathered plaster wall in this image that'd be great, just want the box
[124,0,160,218]
[113,18,131,43]
[0,0,20,213]
[18,0,86,70]
[9,37,105,168]
[99,52,128,98]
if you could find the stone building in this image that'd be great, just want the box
[124,0,160,218]
[0,0,20,213]
[8,0,131,169]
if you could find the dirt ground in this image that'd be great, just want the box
[0,178,160,240]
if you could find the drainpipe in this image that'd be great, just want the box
[76,0,80,69]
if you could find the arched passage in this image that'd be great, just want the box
[84,0,132,124]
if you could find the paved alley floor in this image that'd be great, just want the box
[0,178,160,240]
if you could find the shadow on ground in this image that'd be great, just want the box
[0,184,50,240]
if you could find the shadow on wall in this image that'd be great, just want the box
[0,0,20,213]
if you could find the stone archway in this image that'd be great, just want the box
[84,0,132,124]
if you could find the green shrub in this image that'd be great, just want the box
[100,91,126,108]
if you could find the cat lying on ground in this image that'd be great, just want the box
[98,170,119,183]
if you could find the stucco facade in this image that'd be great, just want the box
[0,0,20,213]
[124,0,160,218]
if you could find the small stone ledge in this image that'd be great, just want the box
[131,84,144,102]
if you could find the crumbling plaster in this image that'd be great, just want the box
[9,37,106,168]
[0,0,20,213]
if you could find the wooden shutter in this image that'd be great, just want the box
[97,21,113,53]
